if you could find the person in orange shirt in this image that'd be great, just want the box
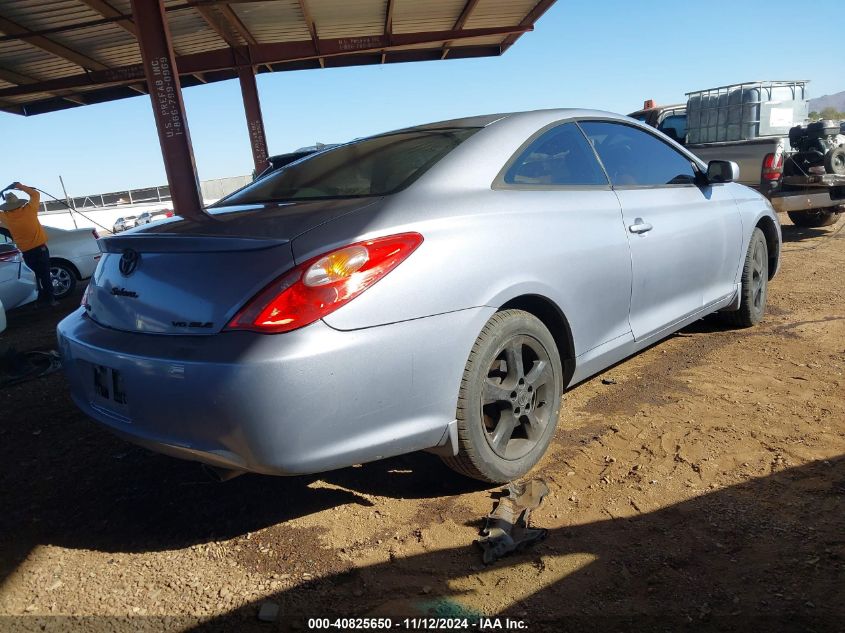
[0,182,56,306]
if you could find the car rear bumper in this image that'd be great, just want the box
[769,190,845,213]
[57,307,492,475]
[68,253,100,279]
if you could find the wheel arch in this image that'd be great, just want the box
[755,215,780,279]
[498,294,576,387]
[50,257,81,280]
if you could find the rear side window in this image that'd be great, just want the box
[580,121,697,187]
[504,122,608,186]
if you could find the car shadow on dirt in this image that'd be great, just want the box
[0,366,485,583]
[185,456,845,633]
[780,221,844,243]
[0,290,760,587]
[0,283,491,585]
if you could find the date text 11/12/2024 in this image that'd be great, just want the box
[306,617,529,630]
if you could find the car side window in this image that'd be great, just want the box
[659,114,687,144]
[504,122,608,186]
[580,121,697,187]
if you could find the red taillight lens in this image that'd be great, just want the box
[226,232,423,334]
[0,248,21,263]
[92,229,100,239]
[762,152,783,181]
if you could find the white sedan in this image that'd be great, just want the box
[0,225,101,299]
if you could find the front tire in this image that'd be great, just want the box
[50,262,77,300]
[721,227,768,328]
[787,209,841,228]
[442,310,563,483]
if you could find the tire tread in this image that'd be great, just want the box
[720,227,767,328]
[441,310,560,483]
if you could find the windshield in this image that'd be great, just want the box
[223,128,480,205]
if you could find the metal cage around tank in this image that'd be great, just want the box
[686,80,809,145]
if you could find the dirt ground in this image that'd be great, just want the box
[1,215,843,632]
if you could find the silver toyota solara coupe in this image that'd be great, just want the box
[57,109,780,483]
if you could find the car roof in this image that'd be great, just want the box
[392,109,637,134]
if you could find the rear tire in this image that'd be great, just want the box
[50,261,77,300]
[441,310,563,483]
[721,227,768,329]
[787,209,841,228]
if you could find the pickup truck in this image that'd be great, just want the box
[630,81,845,228]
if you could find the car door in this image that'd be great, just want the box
[579,121,742,341]
[495,121,633,355]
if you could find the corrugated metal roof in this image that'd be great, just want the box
[0,0,556,115]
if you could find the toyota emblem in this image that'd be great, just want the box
[119,249,140,276]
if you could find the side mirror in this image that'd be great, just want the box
[706,160,739,184]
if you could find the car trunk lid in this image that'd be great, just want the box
[85,198,381,335]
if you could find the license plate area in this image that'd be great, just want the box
[93,364,129,408]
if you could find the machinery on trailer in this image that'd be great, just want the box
[631,81,845,228]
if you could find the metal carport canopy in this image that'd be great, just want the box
[0,0,556,221]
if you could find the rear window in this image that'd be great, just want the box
[222,128,479,204]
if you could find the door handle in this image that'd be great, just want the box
[628,218,653,234]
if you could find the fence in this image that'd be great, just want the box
[41,175,252,214]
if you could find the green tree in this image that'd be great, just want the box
[808,111,820,120]
[819,106,844,120]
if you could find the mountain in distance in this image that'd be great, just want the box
[808,90,845,113]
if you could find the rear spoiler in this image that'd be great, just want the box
[99,234,287,254]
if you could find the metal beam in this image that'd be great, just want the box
[0,65,37,86]
[0,13,110,71]
[81,0,205,90]
[78,0,138,35]
[0,64,88,106]
[130,0,206,221]
[196,5,241,48]
[238,66,269,174]
[217,4,258,45]
[0,1,278,43]
[501,0,556,52]
[297,0,324,68]
[0,6,148,96]
[0,25,531,100]
[442,0,481,59]
[215,4,271,72]
[381,0,394,64]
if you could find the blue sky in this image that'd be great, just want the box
[1,0,842,196]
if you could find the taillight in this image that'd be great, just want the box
[762,151,783,181]
[0,248,21,263]
[226,232,423,334]
[92,229,99,239]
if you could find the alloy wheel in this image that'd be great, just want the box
[51,266,73,296]
[481,335,555,460]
